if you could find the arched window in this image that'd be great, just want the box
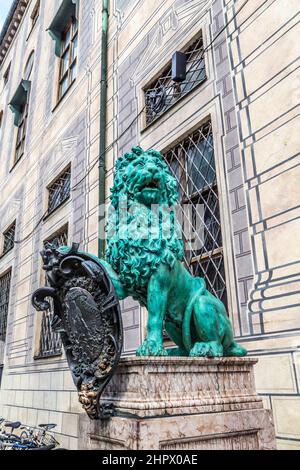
[24,51,34,80]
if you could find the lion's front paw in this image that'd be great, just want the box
[136,339,167,357]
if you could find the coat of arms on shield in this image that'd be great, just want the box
[32,243,123,419]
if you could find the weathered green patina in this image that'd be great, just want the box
[71,146,247,357]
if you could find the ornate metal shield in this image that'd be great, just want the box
[31,243,123,419]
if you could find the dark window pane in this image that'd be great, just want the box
[71,62,76,82]
[62,27,71,51]
[58,17,78,100]
[186,134,215,195]
[60,75,69,97]
[61,50,70,76]
[72,35,78,61]
[72,17,78,34]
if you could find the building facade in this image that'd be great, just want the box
[0,0,299,450]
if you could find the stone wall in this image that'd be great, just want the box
[226,0,300,450]
[0,0,102,449]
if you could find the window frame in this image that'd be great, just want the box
[57,16,78,102]
[163,121,227,307]
[46,165,72,216]
[1,221,16,258]
[143,32,206,129]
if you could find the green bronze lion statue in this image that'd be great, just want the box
[99,146,246,357]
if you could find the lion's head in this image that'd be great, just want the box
[106,147,184,304]
[109,146,179,208]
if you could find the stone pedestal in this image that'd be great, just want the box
[78,357,276,450]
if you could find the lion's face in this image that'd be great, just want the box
[110,146,178,208]
[125,154,167,206]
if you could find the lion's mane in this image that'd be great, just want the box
[105,146,184,304]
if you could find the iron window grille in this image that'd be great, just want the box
[58,16,78,100]
[37,228,68,358]
[144,34,206,126]
[2,221,16,257]
[163,121,227,307]
[47,166,71,215]
[15,96,29,163]
[0,270,11,366]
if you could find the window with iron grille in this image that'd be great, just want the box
[14,96,29,163]
[1,221,16,257]
[47,166,71,215]
[58,16,78,100]
[164,121,227,307]
[144,33,206,126]
[37,227,68,359]
[0,270,11,367]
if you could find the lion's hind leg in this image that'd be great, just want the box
[224,341,247,357]
[185,296,224,357]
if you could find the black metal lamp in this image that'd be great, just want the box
[172,51,187,82]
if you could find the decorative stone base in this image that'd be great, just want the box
[78,357,276,450]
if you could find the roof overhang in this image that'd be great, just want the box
[0,0,29,68]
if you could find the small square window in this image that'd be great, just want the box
[2,221,16,257]
[47,166,71,214]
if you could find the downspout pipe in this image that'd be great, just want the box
[98,0,109,259]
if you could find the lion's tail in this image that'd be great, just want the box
[182,291,202,353]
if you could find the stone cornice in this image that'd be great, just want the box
[0,0,29,68]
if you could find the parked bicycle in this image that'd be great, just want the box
[0,418,63,450]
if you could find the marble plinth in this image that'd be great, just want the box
[78,357,276,450]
